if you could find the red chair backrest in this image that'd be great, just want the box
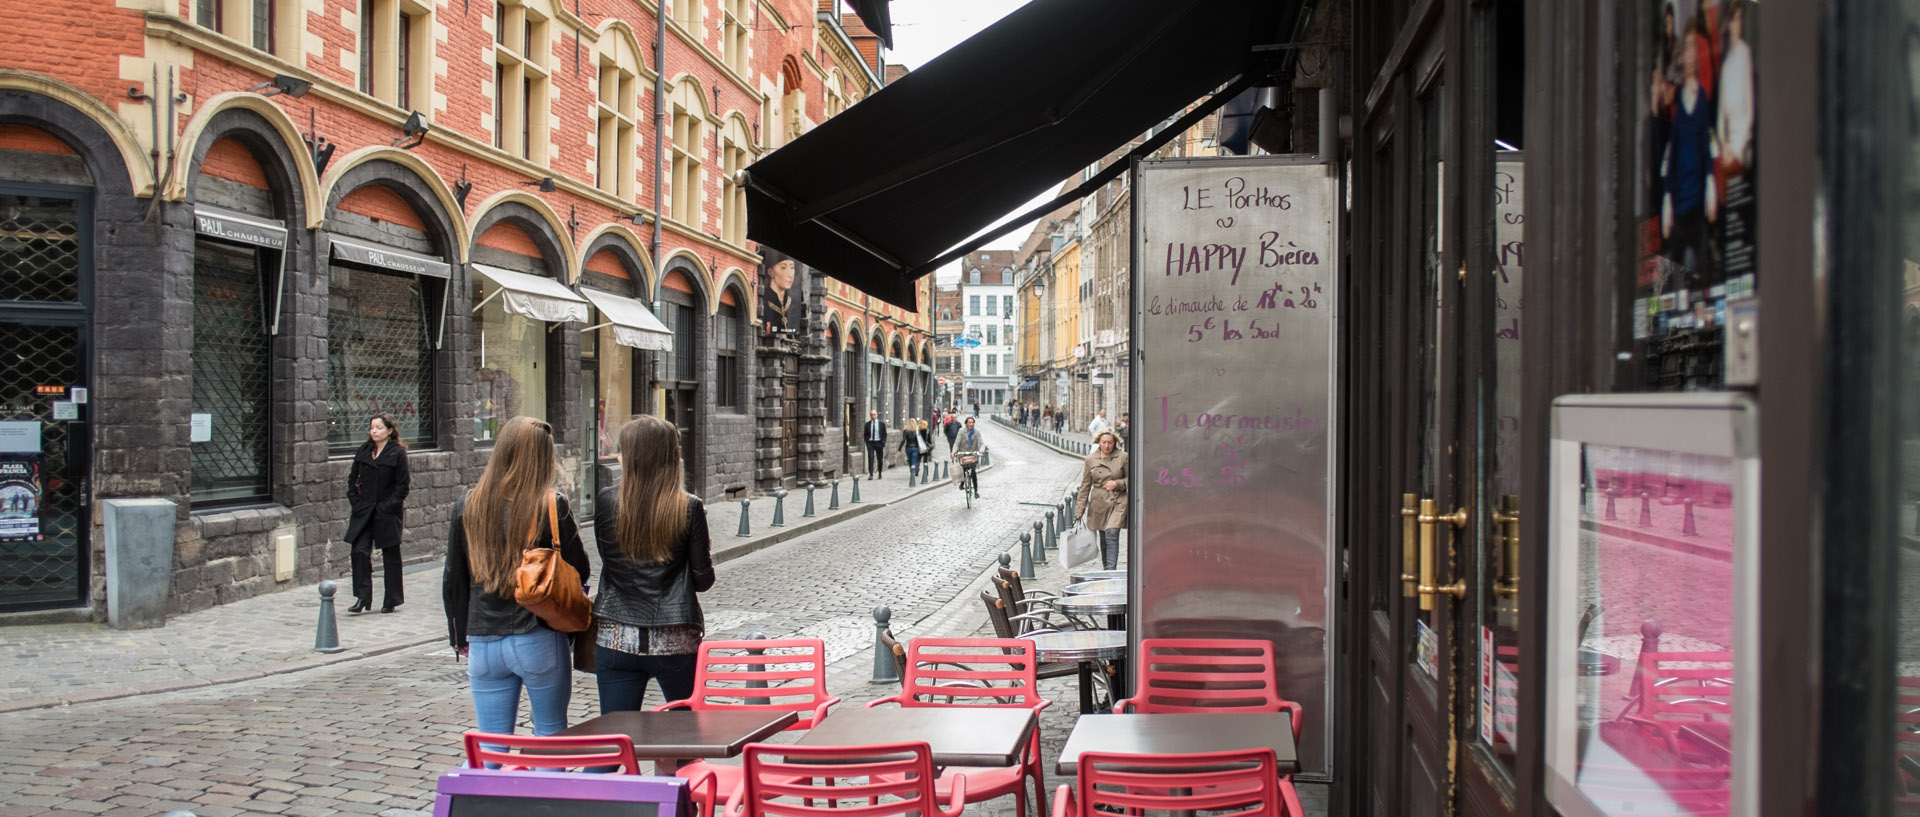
[736,742,941,817]
[1634,649,1735,722]
[687,638,833,728]
[1074,749,1282,817]
[1132,638,1288,708]
[462,731,641,774]
[901,637,1043,709]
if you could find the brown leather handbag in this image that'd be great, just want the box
[513,492,592,633]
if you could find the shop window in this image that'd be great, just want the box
[670,80,707,227]
[594,37,639,199]
[327,265,436,451]
[472,276,549,442]
[0,193,81,303]
[715,301,740,409]
[190,242,273,504]
[721,0,748,74]
[493,0,549,162]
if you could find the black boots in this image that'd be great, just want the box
[348,598,370,614]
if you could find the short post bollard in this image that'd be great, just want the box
[1604,489,1618,521]
[1681,497,1698,536]
[1032,520,1048,565]
[830,479,842,510]
[983,448,992,468]
[851,476,863,504]
[1065,491,1077,521]
[743,632,771,704]
[1046,510,1058,551]
[738,498,752,536]
[908,465,917,487]
[1638,492,1653,527]
[999,552,1012,570]
[940,460,949,480]
[772,490,788,527]
[922,462,931,483]
[315,580,343,654]
[1018,532,1036,580]
[870,607,901,684]
[803,483,817,517]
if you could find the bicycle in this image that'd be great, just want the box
[957,453,979,507]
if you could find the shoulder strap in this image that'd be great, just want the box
[547,492,560,548]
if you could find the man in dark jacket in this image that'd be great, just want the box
[864,409,887,479]
[944,414,961,452]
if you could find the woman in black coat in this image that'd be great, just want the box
[346,412,410,613]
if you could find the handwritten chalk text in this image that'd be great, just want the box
[1155,393,1322,439]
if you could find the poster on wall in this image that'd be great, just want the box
[758,249,806,335]
[1635,0,1756,389]
[1132,155,1338,775]
[0,456,42,542]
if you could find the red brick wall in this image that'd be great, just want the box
[199,136,270,189]
[584,247,630,279]
[476,221,542,256]
[0,124,76,154]
[337,183,427,230]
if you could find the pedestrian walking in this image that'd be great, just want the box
[863,409,887,479]
[443,416,590,741]
[972,400,980,417]
[591,415,715,713]
[918,419,936,458]
[1074,431,1129,570]
[344,412,409,614]
[1116,411,1131,449]
[943,413,960,452]
[900,416,923,472]
[1088,409,1110,437]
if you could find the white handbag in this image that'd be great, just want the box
[1064,523,1100,568]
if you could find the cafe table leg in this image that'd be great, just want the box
[1078,660,1097,714]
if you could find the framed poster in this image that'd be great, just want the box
[0,455,42,542]
[758,249,806,335]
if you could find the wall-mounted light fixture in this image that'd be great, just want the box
[251,74,312,98]
[453,163,474,210]
[393,111,430,150]
[522,177,557,192]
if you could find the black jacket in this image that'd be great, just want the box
[864,418,887,446]
[899,428,921,453]
[441,492,590,649]
[592,488,715,630]
[345,442,409,549]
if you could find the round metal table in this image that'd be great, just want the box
[1065,579,1127,595]
[1068,568,1127,583]
[1028,630,1128,714]
[1058,592,1128,616]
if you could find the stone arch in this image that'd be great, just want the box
[0,70,148,196]
[171,93,321,222]
[780,56,804,91]
[714,266,754,318]
[469,193,575,281]
[320,146,468,259]
[660,249,712,302]
[577,224,654,295]
[594,20,649,74]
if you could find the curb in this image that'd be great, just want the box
[990,415,1092,459]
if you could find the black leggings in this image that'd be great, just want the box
[351,533,404,606]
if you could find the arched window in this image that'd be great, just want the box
[594,27,643,199]
[721,0,749,73]
[493,0,553,163]
[716,290,742,410]
[670,79,707,227]
[720,117,751,244]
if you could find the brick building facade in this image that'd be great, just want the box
[0,0,926,621]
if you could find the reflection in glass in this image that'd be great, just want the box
[1574,444,1734,816]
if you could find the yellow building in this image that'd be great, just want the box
[1050,233,1083,423]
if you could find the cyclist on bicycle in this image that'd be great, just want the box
[953,416,984,498]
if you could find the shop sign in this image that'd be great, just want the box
[194,206,287,249]
[0,456,41,542]
[330,235,452,279]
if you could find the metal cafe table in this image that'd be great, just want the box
[1028,630,1128,714]
[552,709,797,771]
[1064,578,1127,595]
[1068,568,1127,583]
[793,706,1038,768]
[1056,712,1300,775]
[1057,591,1129,631]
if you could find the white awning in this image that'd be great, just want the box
[579,288,672,351]
[471,263,589,324]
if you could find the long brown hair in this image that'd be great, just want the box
[462,416,557,596]
[369,412,405,450]
[615,415,690,563]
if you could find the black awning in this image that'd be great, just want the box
[847,0,892,48]
[744,0,1288,311]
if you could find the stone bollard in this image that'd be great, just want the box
[1046,510,1058,551]
[738,499,753,536]
[1018,532,1036,580]
[742,632,771,704]
[869,607,901,684]
[851,476,863,504]
[830,479,842,510]
[1032,521,1048,565]
[1637,492,1653,527]
[1625,619,1662,702]
[1604,489,1618,521]
[1681,497,1698,536]
[315,581,344,654]
[1065,491,1077,521]
[773,490,789,527]
[999,552,1012,570]
[803,483,817,517]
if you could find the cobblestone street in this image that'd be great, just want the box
[0,423,1334,817]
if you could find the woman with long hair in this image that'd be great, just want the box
[1075,430,1130,570]
[591,414,715,712]
[899,416,923,473]
[345,413,409,614]
[442,416,590,739]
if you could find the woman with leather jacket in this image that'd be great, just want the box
[345,413,409,614]
[442,416,590,740]
[591,414,715,712]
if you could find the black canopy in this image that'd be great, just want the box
[847,0,892,48]
[743,0,1286,311]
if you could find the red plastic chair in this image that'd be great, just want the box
[461,730,643,774]
[1114,638,1304,741]
[1050,749,1297,817]
[1618,648,1734,759]
[655,638,842,812]
[720,742,966,817]
[866,637,1051,817]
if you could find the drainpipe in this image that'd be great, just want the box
[650,1,668,417]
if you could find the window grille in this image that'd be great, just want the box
[191,242,272,504]
[0,195,80,303]
[327,265,435,451]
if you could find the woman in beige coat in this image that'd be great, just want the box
[1075,431,1129,569]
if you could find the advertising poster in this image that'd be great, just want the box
[1635,0,1757,388]
[758,249,806,335]
[0,456,42,542]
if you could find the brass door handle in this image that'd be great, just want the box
[1400,493,1419,598]
[1416,498,1468,610]
[1493,494,1520,598]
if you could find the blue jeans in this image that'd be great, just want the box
[596,648,698,713]
[905,448,921,470]
[468,629,573,748]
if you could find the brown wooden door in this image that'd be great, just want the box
[780,355,798,486]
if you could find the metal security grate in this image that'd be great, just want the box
[327,265,435,448]
[191,242,272,503]
[0,323,83,607]
[0,195,80,303]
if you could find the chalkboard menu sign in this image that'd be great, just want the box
[1130,156,1338,774]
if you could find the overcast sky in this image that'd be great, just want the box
[882,0,1049,284]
